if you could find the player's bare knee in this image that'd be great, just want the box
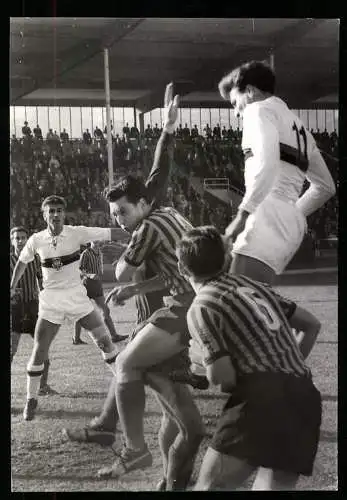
[115,350,130,374]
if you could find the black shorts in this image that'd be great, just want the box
[130,292,194,346]
[211,371,322,476]
[11,300,38,336]
[84,278,104,299]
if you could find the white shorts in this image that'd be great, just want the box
[38,285,94,325]
[232,195,307,275]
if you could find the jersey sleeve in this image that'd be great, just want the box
[239,105,280,213]
[145,132,174,205]
[122,221,161,267]
[187,302,229,366]
[75,226,111,246]
[79,250,89,272]
[18,235,37,264]
[296,144,336,217]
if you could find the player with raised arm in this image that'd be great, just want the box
[10,196,129,421]
[63,83,205,490]
[218,60,336,285]
[94,83,205,488]
[177,226,322,490]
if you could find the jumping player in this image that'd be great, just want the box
[94,83,205,488]
[64,83,205,490]
[218,60,336,284]
[177,226,322,490]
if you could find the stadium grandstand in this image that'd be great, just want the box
[10,18,338,270]
[10,18,338,492]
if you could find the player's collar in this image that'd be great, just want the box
[44,226,67,239]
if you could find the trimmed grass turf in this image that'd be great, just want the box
[11,276,338,491]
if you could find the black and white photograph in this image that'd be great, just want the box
[10,18,338,492]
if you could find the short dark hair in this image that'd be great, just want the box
[105,176,151,205]
[41,195,67,211]
[219,60,275,100]
[177,226,225,279]
[10,226,28,238]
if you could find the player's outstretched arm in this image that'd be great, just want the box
[105,275,168,305]
[296,148,336,217]
[145,82,180,205]
[289,305,321,359]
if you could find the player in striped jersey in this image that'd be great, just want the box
[218,61,336,284]
[94,84,205,488]
[10,227,56,395]
[177,226,322,490]
[73,241,124,344]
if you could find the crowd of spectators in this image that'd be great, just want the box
[11,120,338,243]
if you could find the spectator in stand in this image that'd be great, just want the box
[48,154,60,174]
[94,126,104,141]
[176,123,183,138]
[60,128,69,143]
[33,124,43,140]
[130,125,140,139]
[153,123,161,139]
[83,129,92,145]
[144,124,153,139]
[221,125,228,140]
[183,123,190,142]
[204,124,212,139]
[46,129,55,151]
[122,122,130,138]
[191,125,199,138]
[213,123,221,140]
[22,121,32,138]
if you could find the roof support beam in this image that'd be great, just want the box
[184,19,326,94]
[10,18,145,103]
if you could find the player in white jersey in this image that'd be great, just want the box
[218,60,335,489]
[10,195,129,421]
[218,60,336,285]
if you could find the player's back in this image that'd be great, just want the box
[243,96,317,203]
[145,206,194,296]
[191,272,310,379]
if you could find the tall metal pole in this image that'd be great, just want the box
[104,48,114,187]
[269,52,275,71]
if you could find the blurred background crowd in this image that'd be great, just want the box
[11,121,338,247]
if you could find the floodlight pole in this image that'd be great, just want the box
[269,52,275,71]
[104,48,114,188]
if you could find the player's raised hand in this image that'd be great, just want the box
[163,82,180,133]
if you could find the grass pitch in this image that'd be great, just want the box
[11,272,338,491]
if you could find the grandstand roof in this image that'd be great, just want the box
[10,18,339,110]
